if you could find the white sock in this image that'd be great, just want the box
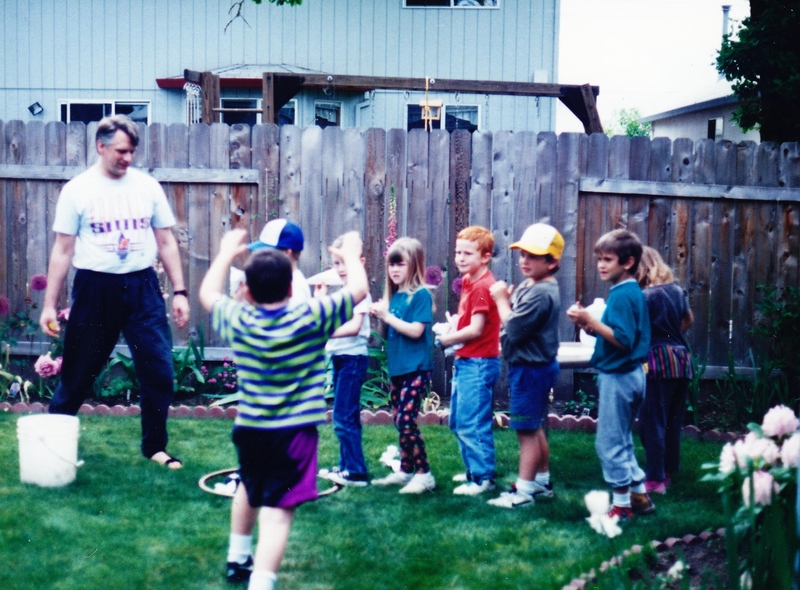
[613,492,631,507]
[534,471,550,486]
[248,570,278,590]
[515,478,536,495]
[227,533,252,563]
[630,481,646,494]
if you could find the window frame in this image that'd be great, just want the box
[58,99,152,125]
[403,0,499,9]
[407,103,481,132]
[219,98,298,126]
[314,101,342,128]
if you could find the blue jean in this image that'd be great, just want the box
[49,268,175,458]
[595,367,647,489]
[639,378,689,481]
[331,354,369,476]
[449,357,500,484]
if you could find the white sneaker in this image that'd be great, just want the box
[452,472,468,482]
[487,488,534,508]
[399,472,436,494]
[453,480,496,496]
[372,471,413,486]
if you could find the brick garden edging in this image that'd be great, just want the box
[0,401,743,444]
[562,528,727,590]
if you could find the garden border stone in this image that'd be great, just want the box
[0,402,743,443]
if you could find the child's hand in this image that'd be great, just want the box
[566,302,590,328]
[314,283,328,298]
[489,280,512,301]
[446,311,459,331]
[219,229,249,259]
[370,298,389,320]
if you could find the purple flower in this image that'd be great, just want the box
[425,265,444,287]
[452,276,463,296]
[30,274,48,291]
[0,295,9,315]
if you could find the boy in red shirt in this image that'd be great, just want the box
[437,226,502,495]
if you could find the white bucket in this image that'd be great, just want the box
[17,414,84,487]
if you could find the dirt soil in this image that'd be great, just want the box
[627,537,729,589]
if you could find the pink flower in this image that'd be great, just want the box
[452,276,463,295]
[30,274,48,291]
[761,405,800,439]
[719,442,737,474]
[57,307,70,321]
[425,265,444,287]
[734,432,780,469]
[0,295,8,315]
[742,470,779,507]
[34,352,63,378]
[781,433,800,468]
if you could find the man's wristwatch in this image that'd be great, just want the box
[173,289,188,298]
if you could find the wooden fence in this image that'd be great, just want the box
[2,120,800,395]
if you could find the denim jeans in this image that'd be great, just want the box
[331,354,369,476]
[49,268,174,458]
[639,378,689,481]
[595,367,647,489]
[449,357,501,483]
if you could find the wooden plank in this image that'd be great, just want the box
[251,123,281,235]
[578,178,800,203]
[364,128,386,302]
[164,124,190,345]
[44,122,68,309]
[731,141,758,363]
[230,123,255,253]
[581,132,610,306]
[647,138,673,255]
[0,120,7,303]
[777,142,800,290]
[25,121,48,301]
[405,128,429,245]
[278,124,303,226]
[449,128,471,311]
[490,130,515,284]
[753,143,779,319]
[556,133,583,340]
[210,122,232,300]
[320,126,346,257]
[0,164,259,184]
[510,131,537,287]
[586,132,608,178]
[187,124,212,344]
[66,122,87,167]
[6,121,27,316]
[341,127,367,235]
[670,138,693,283]
[299,125,323,277]
[385,129,407,238]
[469,130,492,228]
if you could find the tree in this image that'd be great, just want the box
[605,108,651,138]
[227,0,302,31]
[716,1,800,143]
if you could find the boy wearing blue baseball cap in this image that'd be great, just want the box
[245,219,310,307]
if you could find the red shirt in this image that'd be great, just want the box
[455,269,501,358]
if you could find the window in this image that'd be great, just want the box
[315,102,341,128]
[219,98,297,126]
[407,104,479,132]
[59,100,151,124]
[707,117,723,140]
[404,0,498,8]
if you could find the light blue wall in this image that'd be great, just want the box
[1,0,560,131]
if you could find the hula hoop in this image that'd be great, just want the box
[198,468,343,498]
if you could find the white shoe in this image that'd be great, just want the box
[372,471,413,486]
[453,480,496,496]
[487,488,534,508]
[399,472,436,494]
[452,472,468,482]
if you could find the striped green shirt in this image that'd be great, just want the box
[212,290,353,430]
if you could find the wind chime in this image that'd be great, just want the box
[419,77,442,131]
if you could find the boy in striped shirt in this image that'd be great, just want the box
[199,228,368,590]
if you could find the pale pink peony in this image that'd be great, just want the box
[781,433,800,469]
[742,470,779,507]
[761,405,800,439]
[719,442,737,474]
[58,307,70,321]
[734,432,780,469]
[34,352,63,378]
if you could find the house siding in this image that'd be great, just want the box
[1,0,559,131]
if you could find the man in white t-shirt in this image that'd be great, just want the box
[39,115,189,469]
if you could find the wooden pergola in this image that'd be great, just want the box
[179,69,603,134]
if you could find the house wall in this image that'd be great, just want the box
[0,0,559,131]
[651,105,760,143]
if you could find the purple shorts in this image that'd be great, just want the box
[233,425,319,508]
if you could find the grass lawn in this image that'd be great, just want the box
[0,413,724,590]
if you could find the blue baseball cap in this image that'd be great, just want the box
[248,219,304,252]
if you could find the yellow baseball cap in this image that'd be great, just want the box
[509,224,564,259]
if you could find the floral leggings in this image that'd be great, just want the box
[389,371,431,474]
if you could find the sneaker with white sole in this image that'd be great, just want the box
[452,472,468,483]
[532,481,554,499]
[325,469,369,487]
[453,479,496,496]
[372,471,413,486]
[399,472,436,494]
[487,486,534,508]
